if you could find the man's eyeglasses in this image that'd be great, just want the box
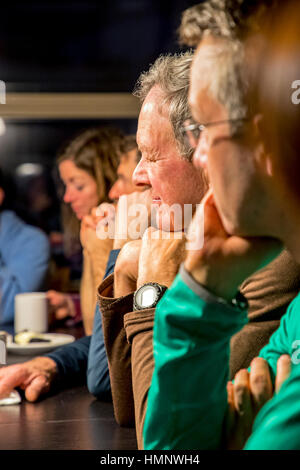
[181,118,249,150]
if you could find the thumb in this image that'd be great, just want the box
[275,355,291,393]
[25,375,49,402]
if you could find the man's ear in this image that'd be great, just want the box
[0,188,5,206]
[253,114,274,177]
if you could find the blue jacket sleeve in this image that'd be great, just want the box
[0,212,50,325]
[104,249,120,278]
[47,307,111,397]
[86,249,120,399]
[47,335,91,387]
[87,304,111,400]
[45,249,120,395]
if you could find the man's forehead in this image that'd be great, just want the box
[137,95,174,151]
[189,42,228,123]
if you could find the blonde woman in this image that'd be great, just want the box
[48,126,123,334]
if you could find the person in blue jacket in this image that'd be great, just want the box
[0,168,50,327]
[0,139,142,402]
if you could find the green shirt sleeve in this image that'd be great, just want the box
[259,293,300,383]
[143,269,248,450]
[244,364,300,449]
[243,292,300,449]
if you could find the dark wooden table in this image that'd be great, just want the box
[0,323,137,450]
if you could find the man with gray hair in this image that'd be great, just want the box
[142,0,300,450]
[98,51,207,449]
[97,42,300,449]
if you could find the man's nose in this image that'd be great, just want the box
[193,133,209,169]
[132,158,151,187]
[108,181,122,201]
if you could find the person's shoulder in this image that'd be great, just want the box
[0,210,25,237]
[2,210,49,249]
[1,210,20,226]
[283,291,300,332]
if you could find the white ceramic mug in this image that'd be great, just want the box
[14,292,48,333]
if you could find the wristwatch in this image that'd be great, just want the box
[133,282,168,311]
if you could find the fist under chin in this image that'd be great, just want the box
[155,205,192,233]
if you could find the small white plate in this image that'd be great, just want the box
[6,333,75,355]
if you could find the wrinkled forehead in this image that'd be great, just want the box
[137,87,175,153]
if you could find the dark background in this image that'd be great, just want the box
[1,0,197,93]
[0,0,200,289]
[0,0,199,216]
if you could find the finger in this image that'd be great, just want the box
[46,291,64,306]
[142,226,159,240]
[233,369,252,416]
[46,290,55,297]
[55,307,69,320]
[232,368,255,446]
[227,381,234,406]
[83,215,96,230]
[96,203,115,221]
[92,206,106,222]
[225,381,237,446]
[91,207,99,218]
[0,366,29,398]
[25,375,49,402]
[46,291,57,301]
[186,189,221,250]
[249,357,273,414]
[275,354,291,393]
[226,381,235,421]
[202,190,228,238]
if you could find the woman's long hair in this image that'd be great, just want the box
[57,126,124,256]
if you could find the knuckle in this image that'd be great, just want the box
[234,383,247,396]
[250,357,266,368]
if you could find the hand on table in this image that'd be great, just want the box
[0,357,58,402]
[47,291,75,320]
[226,354,291,449]
[185,189,283,301]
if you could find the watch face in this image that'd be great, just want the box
[136,285,157,308]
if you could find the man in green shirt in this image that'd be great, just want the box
[143,0,300,450]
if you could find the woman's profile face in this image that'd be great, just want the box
[59,159,99,220]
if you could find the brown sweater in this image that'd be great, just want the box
[98,249,300,449]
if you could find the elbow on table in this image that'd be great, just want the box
[87,369,111,401]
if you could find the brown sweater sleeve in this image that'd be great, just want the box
[124,309,155,450]
[230,249,300,377]
[97,272,155,447]
[97,274,135,427]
